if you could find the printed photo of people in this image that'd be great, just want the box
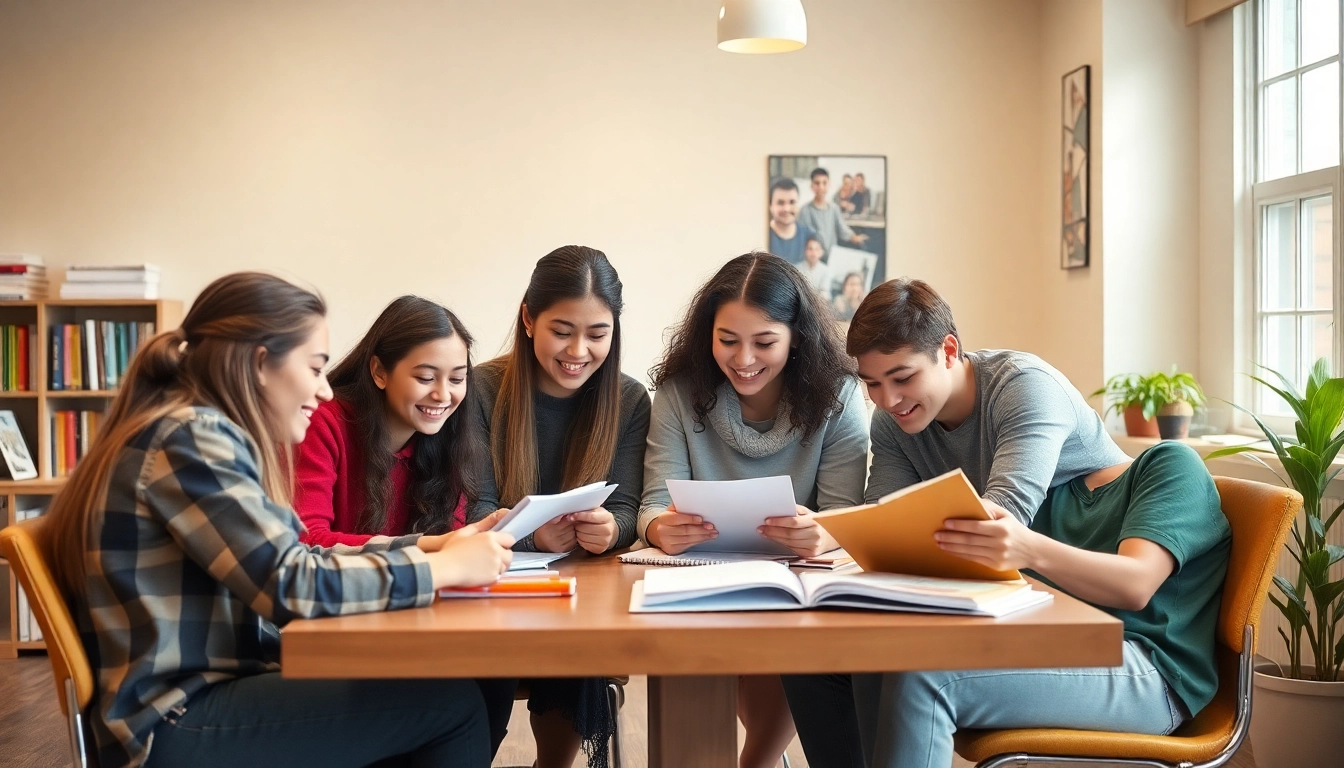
[767,155,886,321]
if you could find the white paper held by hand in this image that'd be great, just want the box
[665,476,797,556]
[492,481,618,540]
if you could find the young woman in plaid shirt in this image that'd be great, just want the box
[42,272,514,768]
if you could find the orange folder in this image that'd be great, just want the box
[438,575,576,599]
[813,469,1021,581]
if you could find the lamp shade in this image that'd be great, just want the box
[717,0,807,54]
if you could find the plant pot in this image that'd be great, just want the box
[1251,664,1344,768]
[1156,402,1193,440]
[1122,405,1159,437]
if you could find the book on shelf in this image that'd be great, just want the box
[59,282,160,300]
[0,324,37,391]
[15,506,45,642]
[65,263,160,283]
[813,469,1021,581]
[0,254,45,267]
[51,408,103,477]
[628,560,1052,617]
[0,255,48,299]
[48,320,155,391]
[0,410,37,480]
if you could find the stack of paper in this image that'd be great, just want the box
[0,255,47,300]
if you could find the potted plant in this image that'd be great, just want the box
[1092,373,1161,437]
[1204,358,1344,768]
[1148,369,1206,440]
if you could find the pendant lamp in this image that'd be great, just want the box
[717,0,807,54]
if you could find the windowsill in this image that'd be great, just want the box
[1112,434,1344,498]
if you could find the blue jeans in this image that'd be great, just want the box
[144,673,491,767]
[852,640,1187,768]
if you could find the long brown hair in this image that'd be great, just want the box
[325,296,484,534]
[649,252,854,441]
[44,272,326,598]
[491,245,624,507]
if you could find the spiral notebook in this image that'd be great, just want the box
[618,547,793,567]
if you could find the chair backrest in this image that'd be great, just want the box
[0,517,95,717]
[1212,476,1302,654]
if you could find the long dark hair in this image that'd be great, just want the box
[650,252,854,440]
[491,245,624,507]
[46,272,326,598]
[326,296,484,534]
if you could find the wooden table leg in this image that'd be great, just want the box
[647,674,738,768]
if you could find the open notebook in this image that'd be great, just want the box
[629,561,1051,617]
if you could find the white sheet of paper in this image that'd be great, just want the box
[492,481,617,540]
[665,476,798,556]
[507,551,570,572]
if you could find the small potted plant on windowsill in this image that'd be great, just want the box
[1092,373,1161,437]
[1149,369,1206,440]
[1204,358,1343,768]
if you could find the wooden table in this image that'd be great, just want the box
[282,555,1122,767]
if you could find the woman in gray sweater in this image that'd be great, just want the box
[639,252,869,768]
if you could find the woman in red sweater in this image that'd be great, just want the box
[293,295,516,755]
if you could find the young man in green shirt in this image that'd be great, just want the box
[783,278,1230,767]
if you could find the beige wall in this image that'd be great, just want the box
[0,0,1046,382]
[1035,0,1105,394]
[1100,0,1203,381]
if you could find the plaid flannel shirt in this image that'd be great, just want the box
[74,406,433,768]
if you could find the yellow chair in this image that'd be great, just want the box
[954,476,1302,768]
[0,516,95,768]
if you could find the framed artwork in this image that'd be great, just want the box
[767,155,887,320]
[1062,64,1090,269]
[0,410,37,480]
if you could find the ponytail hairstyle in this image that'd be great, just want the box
[44,272,326,598]
[649,252,854,440]
[491,245,624,507]
[325,296,484,534]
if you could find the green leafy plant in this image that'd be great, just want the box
[1092,369,1206,420]
[1206,358,1344,682]
[1148,369,1207,412]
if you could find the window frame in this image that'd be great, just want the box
[1244,0,1344,436]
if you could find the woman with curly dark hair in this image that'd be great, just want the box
[638,251,868,768]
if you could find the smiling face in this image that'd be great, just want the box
[258,317,333,444]
[855,337,959,434]
[523,295,614,398]
[843,274,864,301]
[769,187,798,227]
[372,334,469,439]
[712,299,793,405]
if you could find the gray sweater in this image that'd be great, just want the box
[469,358,652,552]
[866,349,1128,523]
[637,375,869,542]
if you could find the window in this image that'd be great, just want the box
[1252,0,1342,420]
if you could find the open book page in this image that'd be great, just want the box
[635,560,805,610]
[798,571,1051,617]
[665,476,798,556]
[492,481,616,539]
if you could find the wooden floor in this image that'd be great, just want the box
[0,654,1257,768]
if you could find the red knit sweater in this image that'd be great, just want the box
[294,398,466,547]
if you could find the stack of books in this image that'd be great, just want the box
[60,264,160,299]
[0,255,48,300]
[49,320,156,390]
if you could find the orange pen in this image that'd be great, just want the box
[438,575,576,598]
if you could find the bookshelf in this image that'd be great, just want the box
[0,299,182,657]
